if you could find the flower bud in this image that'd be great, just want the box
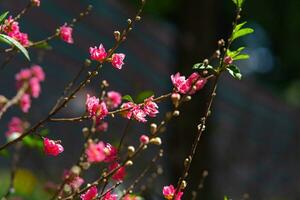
[139,135,149,144]
[114,31,121,41]
[149,137,162,145]
[171,93,181,107]
[70,165,81,175]
[173,110,180,117]
[180,180,187,189]
[125,160,133,166]
[150,123,157,134]
[127,146,135,157]
[224,56,233,65]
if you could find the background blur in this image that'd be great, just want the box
[0,0,300,199]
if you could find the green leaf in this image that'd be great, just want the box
[23,136,43,151]
[193,63,213,70]
[232,28,254,41]
[227,64,242,80]
[234,54,250,60]
[122,95,134,102]
[227,47,245,58]
[0,149,9,157]
[232,0,244,7]
[0,11,9,24]
[234,21,247,33]
[224,196,229,200]
[135,90,154,103]
[39,129,49,136]
[0,34,30,60]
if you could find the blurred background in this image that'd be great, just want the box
[0,0,300,199]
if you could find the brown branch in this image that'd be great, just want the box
[0,82,28,119]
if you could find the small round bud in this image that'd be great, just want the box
[203,59,209,66]
[149,137,162,145]
[125,160,133,166]
[184,95,192,102]
[173,110,180,117]
[171,93,181,107]
[135,16,141,21]
[82,127,89,136]
[140,135,149,144]
[113,31,121,41]
[224,56,233,65]
[70,165,81,175]
[150,123,157,134]
[127,146,135,157]
[84,59,91,67]
[127,19,132,24]
[180,180,187,189]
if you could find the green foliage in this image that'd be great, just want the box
[234,54,250,60]
[135,90,154,103]
[193,63,213,70]
[0,149,9,157]
[227,65,242,80]
[232,0,244,7]
[23,136,43,151]
[227,47,250,61]
[122,94,134,102]
[224,196,229,200]
[0,11,9,24]
[232,27,254,41]
[0,34,30,60]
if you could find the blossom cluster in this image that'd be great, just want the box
[163,184,183,200]
[0,16,29,46]
[59,24,74,44]
[120,96,159,123]
[5,117,24,141]
[89,44,125,69]
[15,65,45,113]
[171,72,206,95]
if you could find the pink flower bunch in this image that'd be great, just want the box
[85,94,108,121]
[108,162,126,181]
[96,121,108,132]
[0,16,29,46]
[103,192,118,200]
[31,0,40,7]
[120,96,159,123]
[85,141,106,163]
[63,171,84,190]
[171,72,207,95]
[59,24,74,44]
[86,141,117,163]
[162,185,183,200]
[15,65,45,112]
[5,117,24,139]
[89,44,125,69]
[43,138,64,156]
[106,91,122,109]
[80,186,98,200]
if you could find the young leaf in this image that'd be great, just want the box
[232,28,254,42]
[233,21,247,33]
[234,54,249,60]
[122,95,134,102]
[193,63,213,70]
[0,149,9,157]
[135,90,154,103]
[227,47,245,58]
[0,34,30,60]
[227,64,242,80]
[0,11,9,24]
[224,196,229,200]
[232,0,244,7]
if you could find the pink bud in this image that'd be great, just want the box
[140,135,149,144]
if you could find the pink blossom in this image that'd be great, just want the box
[89,44,107,62]
[31,0,40,6]
[15,32,29,46]
[31,65,45,81]
[2,16,29,46]
[69,176,84,190]
[95,102,108,121]
[103,143,117,163]
[59,24,74,44]
[5,117,23,138]
[86,94,100,117]
[80,186,98,200]
[43,138,64,156]
[15,69,32,82]
[139,135,149,144]
[120,102,135,119]
[143,96,159,117]
[106,91,122,109]
[103,192,118,200]
[171,72,206,95]
[111,53,125,69]
[162,185,183,200]
[86,141,106,163]
[108,162,126,181]
[19,94,31,113]
[29,77,41,98]
[224,56,233,65]
[132,106,147,123]
[96,121,108,132]
[186,72,207,94]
